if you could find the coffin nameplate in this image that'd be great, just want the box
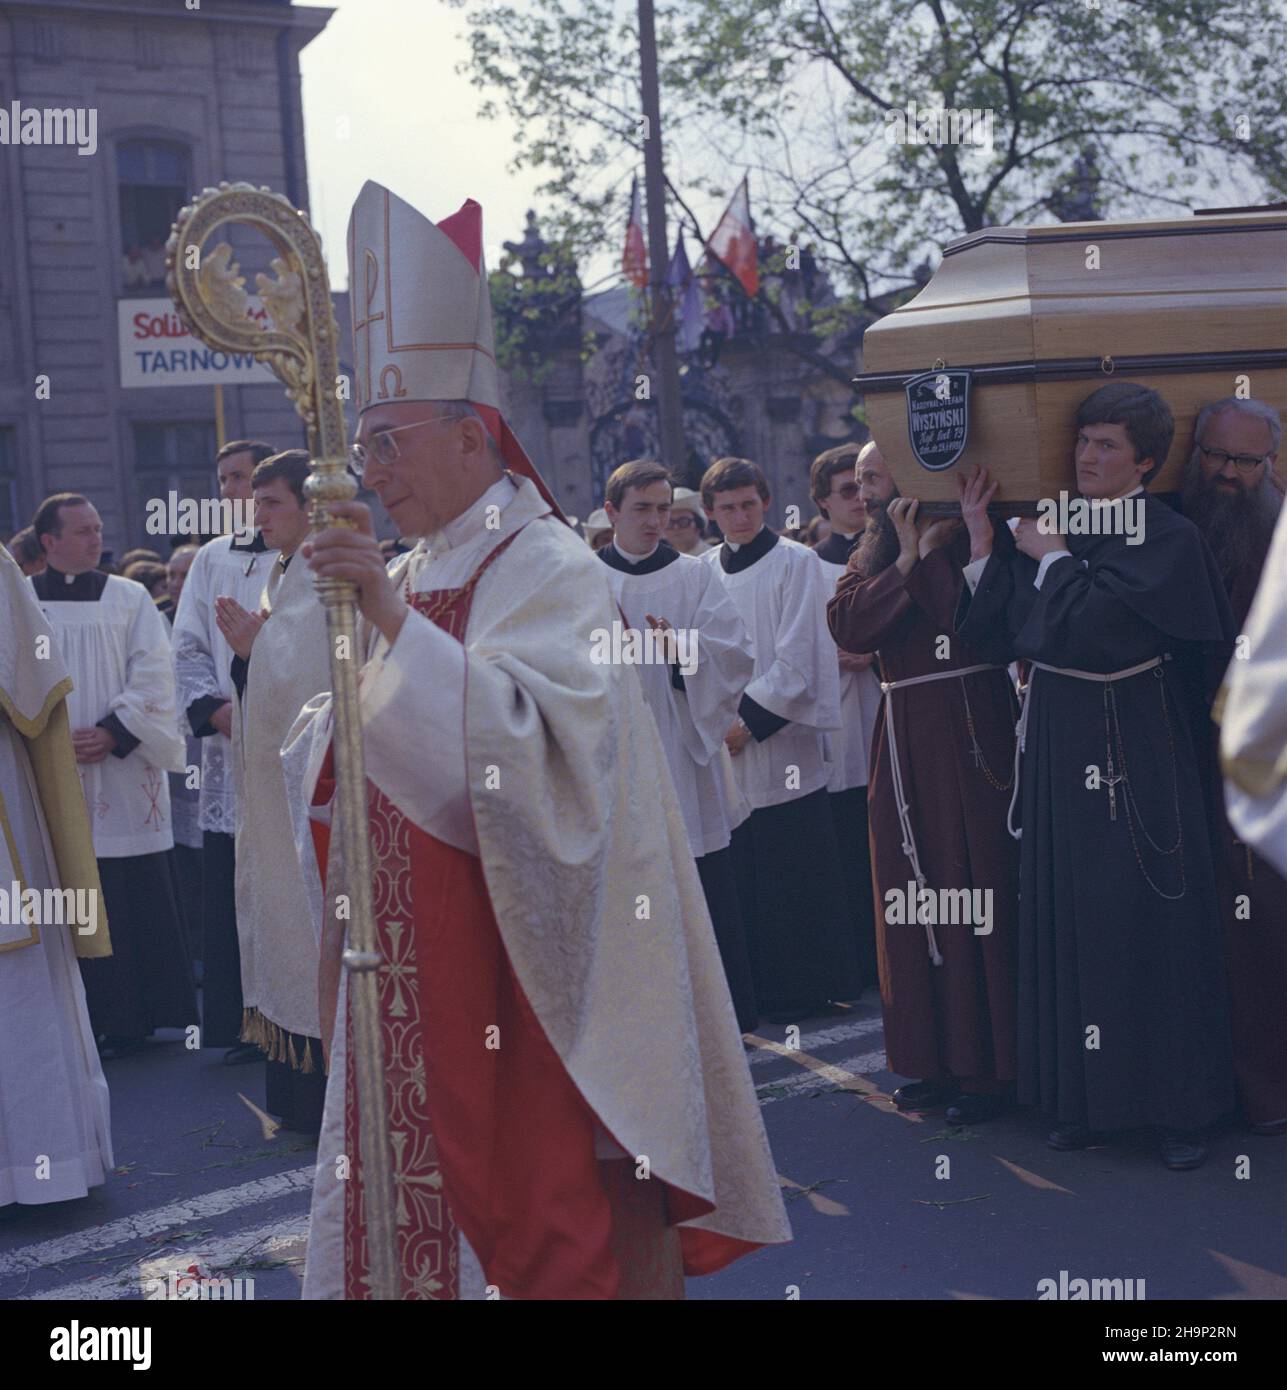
[905,368,972,471]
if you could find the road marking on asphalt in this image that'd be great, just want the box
[756,1050,888,1103]
[17,1214,311,1301]
[0,1165,315,1280]
[746,1016,884,1066]
[745,1033,913,1120]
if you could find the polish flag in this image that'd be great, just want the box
[706,176,758,299]
[622,176,649,288]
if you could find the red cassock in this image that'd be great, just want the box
[309,527,756,1299]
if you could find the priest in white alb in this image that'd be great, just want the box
[599,458,758,1030]
[172,440,281,1056]
[289,182,789,1300]
[700,457,864,1021]
[218,451,331,1132]
[1,547,113,1206]
[30,495,196,1056]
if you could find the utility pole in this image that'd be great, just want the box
[637,0,687,475]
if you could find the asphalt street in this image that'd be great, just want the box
[2,993,1283,1302]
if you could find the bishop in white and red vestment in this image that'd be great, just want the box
[290,182,789,1300]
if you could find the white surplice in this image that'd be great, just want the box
[815,550,882,793]
[172,537,280,836]
[31,576,186,857]
[1222,503,1287,877]
[600,544,753,857]
[702,533,842,808]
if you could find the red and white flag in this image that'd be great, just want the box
[622,176,649,288]
[706,175,758,299]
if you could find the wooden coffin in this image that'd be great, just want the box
[856,209,1287,514]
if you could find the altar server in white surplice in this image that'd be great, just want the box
[172,440,281,1054]
[0,547,113,1205]
[30,494,196,1056]
[219,451,331,1135]
[599,459,759,1031]
[290,182,789,1302]
[700,457,865,1023]
[810,442,883,987]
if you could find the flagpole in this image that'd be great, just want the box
[637,0,688,477]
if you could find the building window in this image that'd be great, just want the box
[0,428,18,539]
[118,140,191,293]
[133,422,217,540]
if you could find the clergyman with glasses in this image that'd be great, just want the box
[286,181,788,1301]
[1182,396,1287,1139]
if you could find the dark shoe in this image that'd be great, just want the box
[1046,1123,1101,1151]
[1249,1117,1287,1136]
[97,1035,146,1061]
[892,1079,958,1112]
[222,1042,262,1066]
[1160,1130,1209,1170]
[946,1093,1012,1126]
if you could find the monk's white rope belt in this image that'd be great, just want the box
[879,663,1007,965]
[1008,654,1170,843]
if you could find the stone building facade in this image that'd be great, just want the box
[497,241,866,531]
[0,0,333,553]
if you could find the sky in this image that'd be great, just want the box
[297,0,545,291]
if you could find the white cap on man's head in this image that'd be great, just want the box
[670,487,707,525]
[583,508,612,542]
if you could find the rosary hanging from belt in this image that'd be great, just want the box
[1102,667,1187,902]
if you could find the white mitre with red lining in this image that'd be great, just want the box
[346,180,562,516]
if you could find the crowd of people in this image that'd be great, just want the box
[2,179,1284,1298]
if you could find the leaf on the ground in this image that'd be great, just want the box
[235,1092,282,1141]
[992,1155,1075,1194]
[779,1174,849,1215]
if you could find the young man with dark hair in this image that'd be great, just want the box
[828,443,1020,1123]
[956,381,1236,1169]
[30,494,196,1058]
[171,440,280,1060]
[599,460,759,1029]
[810,442,883,986]
[700,456,863,1021]
[215,449,330,1133]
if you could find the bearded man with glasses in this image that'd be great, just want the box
[1182,396,1287,1139]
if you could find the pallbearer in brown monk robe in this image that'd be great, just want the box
[826,444,1019,1123]
[1181,396,1287,1136]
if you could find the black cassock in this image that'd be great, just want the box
[957,496,1235,1132]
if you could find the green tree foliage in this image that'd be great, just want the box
[451,0,1287,326]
